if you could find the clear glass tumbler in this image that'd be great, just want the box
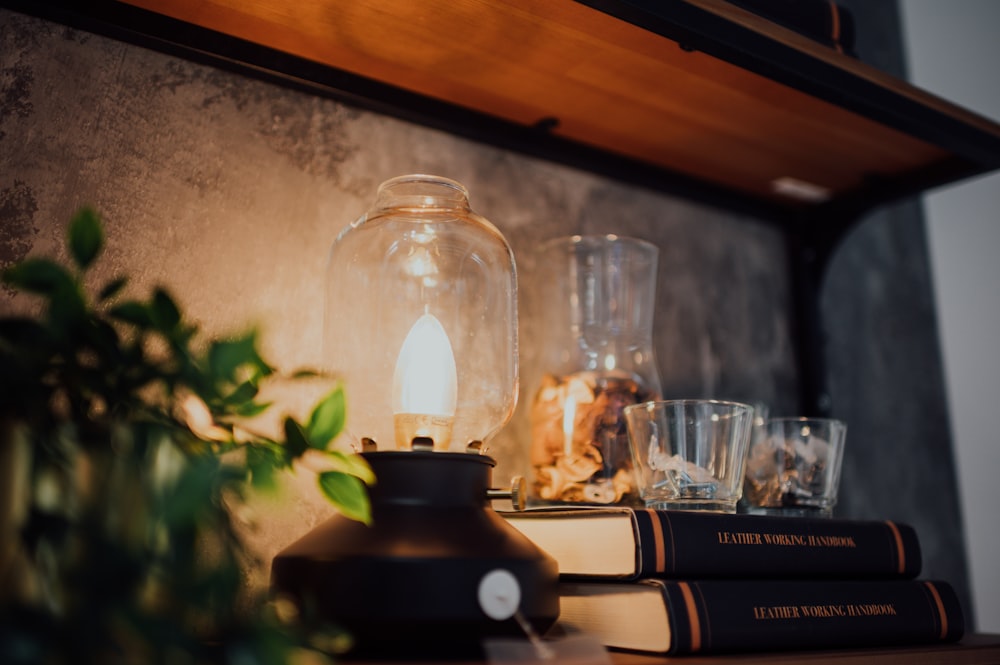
[742,417,848,517]
[625,399,755,513]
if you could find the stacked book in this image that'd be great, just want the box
[502,507,964,656]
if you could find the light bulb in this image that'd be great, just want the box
[391,311,458,450]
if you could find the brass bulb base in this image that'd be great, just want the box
[393,412,454,450]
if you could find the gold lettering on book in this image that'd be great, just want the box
[753,605,801,619]
[846,603,898,617]
[807,535,857,547]
[717,531,763,545]
[799,604,848,618]
[755,603,898,621]
[761,533,808,546]
[717,531,858,548]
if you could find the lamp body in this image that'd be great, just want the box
[278,176,556,655]
[270,452,560,656]
[324,174,518,451]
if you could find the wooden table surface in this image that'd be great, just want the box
[343,633,1000,664]
[608,632,1000,664]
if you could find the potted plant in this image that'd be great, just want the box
[0,208,373,664]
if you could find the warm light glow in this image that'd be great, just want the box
[771,176,831,203]
[403,246,438,278]
[402,230,440,287]
[394,312,457,415]
[391,312,458,450]
[563,394,576,457]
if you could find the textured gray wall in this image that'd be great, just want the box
[0,3,969,619]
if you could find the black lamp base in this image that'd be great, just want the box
[270,451,559,657]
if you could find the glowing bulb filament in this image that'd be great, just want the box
[392,312,457,450]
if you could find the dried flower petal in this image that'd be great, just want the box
[535,466,566,501]
[558,444,603,481]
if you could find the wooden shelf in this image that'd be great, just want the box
[21,0,1000,226]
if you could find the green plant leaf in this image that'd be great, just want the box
[208,330,271,384]
[98,276,128,302]
[222,380,260,407]
[324,450,375,485]
[0,206,369,662]
[163,455,217,526]
[68,207,104,270]
[232,400,272,418]
[318,471,371,525]
[0,256,86,335]
[81,317,122,363]
[150,288,181,332]
[47,279,87,333]
[246,442,284,490]
[305,385,346,450]
[282,416,310,460]
[109,300,152,327]
[2,257,75,296]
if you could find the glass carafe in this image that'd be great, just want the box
[529,235,662,506]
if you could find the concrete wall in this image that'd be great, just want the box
[0,4,972,620]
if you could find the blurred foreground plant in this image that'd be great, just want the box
[0,208,373,664]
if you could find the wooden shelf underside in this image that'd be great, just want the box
[114,0,1000,217]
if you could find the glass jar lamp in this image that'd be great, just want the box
[324,174,518,452]
[272,175,558,657]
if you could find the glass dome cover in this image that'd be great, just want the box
[324,174,518,452]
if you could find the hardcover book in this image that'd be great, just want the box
[502,507,921,580]
[557,577,964,655]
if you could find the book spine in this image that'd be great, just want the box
[633,510,921,579]
[659,578,963,654]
